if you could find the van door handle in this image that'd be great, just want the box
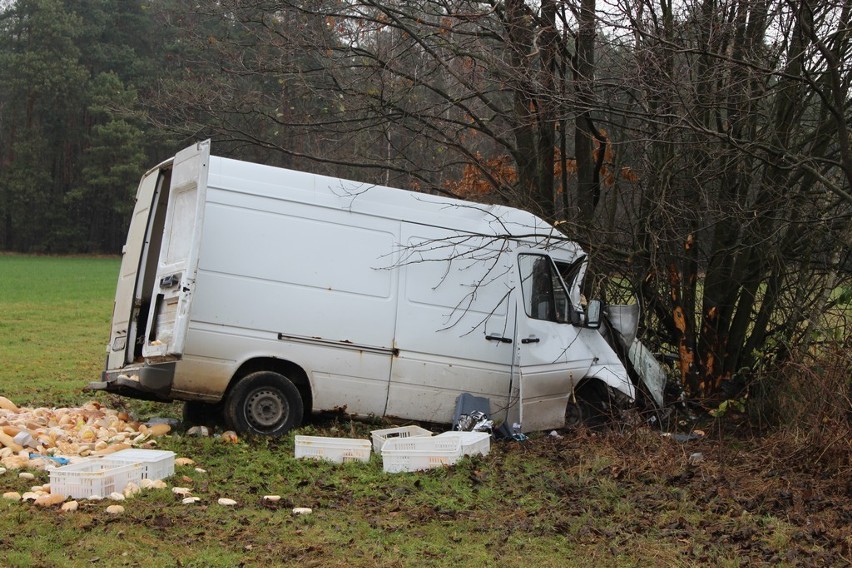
[521,337,540,344]
[485,335,512,344]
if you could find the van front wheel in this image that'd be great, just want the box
[225,371,304,436]
[564,380,611,431]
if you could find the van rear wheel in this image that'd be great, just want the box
[224,371,304,436]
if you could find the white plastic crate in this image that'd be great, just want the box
[294,435,372,463]
[49,459,143,499]
[370,425,432,453]
[436,431,491,457]
[382,431,492,473]
[107,449,175,480]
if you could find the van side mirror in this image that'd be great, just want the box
[585,299,602,329]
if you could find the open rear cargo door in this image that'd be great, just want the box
[106,167,167,370]
[142,141,210,360]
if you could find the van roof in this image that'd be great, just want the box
[210,155,580,256]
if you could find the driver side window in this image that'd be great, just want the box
[518,254,571,322]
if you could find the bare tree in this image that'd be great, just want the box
[148,0,851,406]
[596,0,852,401]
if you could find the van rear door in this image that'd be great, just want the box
[106,167,167,370]
[142,141,210,360]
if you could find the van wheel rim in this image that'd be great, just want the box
[565,402,583,428]
[245,388,287,429]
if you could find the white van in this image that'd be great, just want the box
[88,141,635,435]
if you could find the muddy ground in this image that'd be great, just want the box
[514,425,851,565]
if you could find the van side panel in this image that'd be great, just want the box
[172,162,399,416]
[194,199,396,343]
[385,227,515,423]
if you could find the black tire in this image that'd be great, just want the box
[182,400,225,428]
[564,399,586,429]
[565,380,611,430]
[224,371,304,436]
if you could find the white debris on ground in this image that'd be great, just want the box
[34,493,66,507]
[140,478,168,490]
[0,396,203,511]
[186,425,209,437]
[0,398,170,471]
[0,396,303,515]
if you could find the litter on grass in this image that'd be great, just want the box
[0,398,169,470]
[452,394,494,434]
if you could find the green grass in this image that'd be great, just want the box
[0,255,848,567]
[0,254,120,406]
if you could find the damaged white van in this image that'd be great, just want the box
[88,140,635,435]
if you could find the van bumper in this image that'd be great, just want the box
[86,362,176,402]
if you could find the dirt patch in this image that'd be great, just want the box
[516,427,851,564]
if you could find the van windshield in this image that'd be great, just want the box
[553,255,586,292]
[518,254,572,323]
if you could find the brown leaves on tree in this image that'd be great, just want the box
[444,153,518,199]
[445,130,638,199]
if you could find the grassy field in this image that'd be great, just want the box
[0,255,849,567]
[0,254,122,406]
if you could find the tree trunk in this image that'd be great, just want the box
[574,0,597,222]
